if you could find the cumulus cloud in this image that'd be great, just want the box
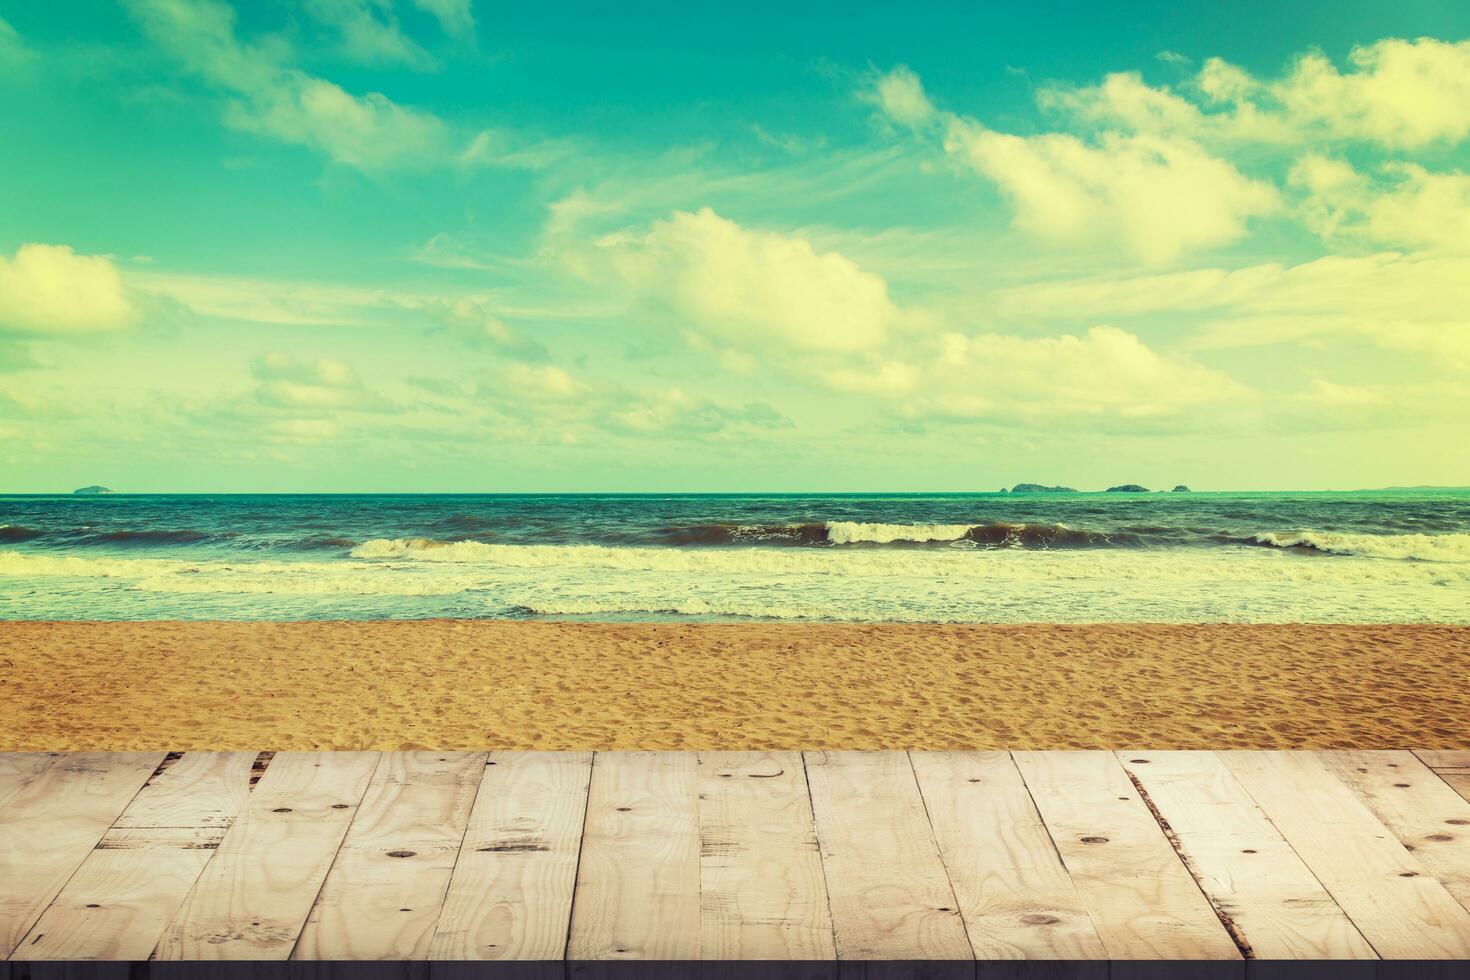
[828,325,1244,423]
[943,121,1280,264]
[249,352,375,409]
[486,361,791,443]
[993,252,1470,368]
[0,244,139,335]
[126,0,448,170]
[1290,156,1470,252]
[426,298,550,361]
[870,68,1280,263]
[1268,38,1470,148]
[580,207,905,354]
[869,65,936,128]
[1041,37,1470,150]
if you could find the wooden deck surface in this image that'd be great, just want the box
[2,750,1469,962]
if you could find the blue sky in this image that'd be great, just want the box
[2,0,1468,491]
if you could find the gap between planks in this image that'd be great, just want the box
[5,750,1470,962]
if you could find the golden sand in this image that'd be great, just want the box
[1,621,1466,751]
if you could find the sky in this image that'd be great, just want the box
[1,0,1468,492]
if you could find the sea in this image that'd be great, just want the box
[1,491,1468,623]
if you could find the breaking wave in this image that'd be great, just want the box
[1250,531,1470,563]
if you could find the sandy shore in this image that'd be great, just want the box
[1,621,1466,750]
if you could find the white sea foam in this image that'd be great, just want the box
[1252,531,1470,562]
[823,521,974,544]
[4,540,1468,623]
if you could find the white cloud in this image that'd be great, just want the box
[1041,37,1470,150]
[264,418,342,444]
[1038,70,1294,144]
[992,252,1470,367]
[409,0,474,40]
[942,120,1280,263]
[127,0,448,170]
[870,67,1281,264]
[904,325,1245,421]
[1290,155,1470,252]
[487,362,790,442]
[582,207,905,353]
[253,352,358,387]
[249,353,378,409]
[870,65,936,128]
[428,298,550,361]
[1269,38,1470,148]
[302,0,436,69]
[0,15,35,69]
[0,244,139,335]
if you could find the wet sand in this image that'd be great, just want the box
[1,621,1466,750]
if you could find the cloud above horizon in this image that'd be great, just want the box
[4,5,1469,489]
[571,207,907,354]
[0,244,138,335]
[124,0,472,170]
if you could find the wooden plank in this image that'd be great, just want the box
[1012,750,1240,960]
[909,750,1105,960]
[1416,751,1470,770]
[0,752,165,958]
[1118,751,1375,959]
[13,752,257,960]
[697,751,834,959]
[0,754,60,808]
[566,751,700,960]
[294,752,487,960]
[1438,772,1470,806]
[109,751,257,830]
[429,752,593,960]
[152,751,381,960]
[803,750,971,960]
[1320,750,1470,913]
[1221,750,1470,958]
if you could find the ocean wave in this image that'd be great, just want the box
[286,535,359,551]
[1250,531,1470,562]
[644,520,1128,548]
[3,545,1467,625]
[68,528,217,546]
[825,521,974,544]
[650,522,828,546]
[0,524,42,543]
[338,539,1470,585]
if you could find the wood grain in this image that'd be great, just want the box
[1013,751,1240,960]
[13,752,256,961]
[910,750,1107,960]
[567,752,701,960]
[430,752,593,960]
[152,751,381,960]
[0,752,165,958]
[294,752,487,959]
[1119,751,1374,959]
[1221,750,1470,958]
[803,751,971,960]
[697,750,834,959]
[1320,750,1470,914]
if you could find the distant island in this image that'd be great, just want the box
[1105,484,1150,493]
[72,485,114,495]
[1172,485,1191,492]
[1010,483,1077,493]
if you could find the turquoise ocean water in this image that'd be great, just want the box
[2,490,1468,622]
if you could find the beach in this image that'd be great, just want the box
[3,620,1465,751]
